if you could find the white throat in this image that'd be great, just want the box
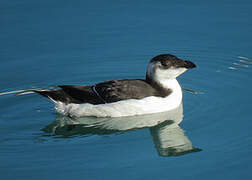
[146,61,186,91]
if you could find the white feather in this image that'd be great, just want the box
[55,79,183,118]
[147,61,187,82]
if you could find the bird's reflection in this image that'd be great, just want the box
[42,103,201,156]
[150,121,201,156]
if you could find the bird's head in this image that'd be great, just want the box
[146,54,196,82]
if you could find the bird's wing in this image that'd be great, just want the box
[58,85,104,104]
[35,85,104,104]
[94,79,160,103]
[35,79,166,104]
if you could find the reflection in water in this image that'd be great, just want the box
[150,122,201,156]
[42,103,201,156]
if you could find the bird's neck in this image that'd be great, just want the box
[146,75,181,97]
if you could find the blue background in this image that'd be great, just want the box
[1,0,252,179]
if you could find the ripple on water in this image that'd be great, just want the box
[176,49,251,131]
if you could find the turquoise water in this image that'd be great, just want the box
[1,0,252,179]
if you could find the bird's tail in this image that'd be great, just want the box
[33,89,72,104]
[33,90,71,116]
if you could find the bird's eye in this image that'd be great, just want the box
[161,61,170,67]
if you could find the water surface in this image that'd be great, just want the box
[1,0,252,179]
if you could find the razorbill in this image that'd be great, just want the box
[35,54,196,117]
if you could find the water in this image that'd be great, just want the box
[1,0,252,179]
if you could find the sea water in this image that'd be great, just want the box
[1,0,252,179]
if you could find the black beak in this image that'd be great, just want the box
[183,60,196,69]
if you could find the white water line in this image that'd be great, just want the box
[0,89,39,96]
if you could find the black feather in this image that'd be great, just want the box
[34,79,172,105]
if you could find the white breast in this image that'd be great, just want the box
[55,79,183,118]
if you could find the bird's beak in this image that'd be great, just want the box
[183,60,196,69]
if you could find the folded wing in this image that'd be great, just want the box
[95,79,160,103]
[35,79,164,104]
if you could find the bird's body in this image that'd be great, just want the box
[35,54,196,117]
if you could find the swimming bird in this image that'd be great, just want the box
[34,54,196,117]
